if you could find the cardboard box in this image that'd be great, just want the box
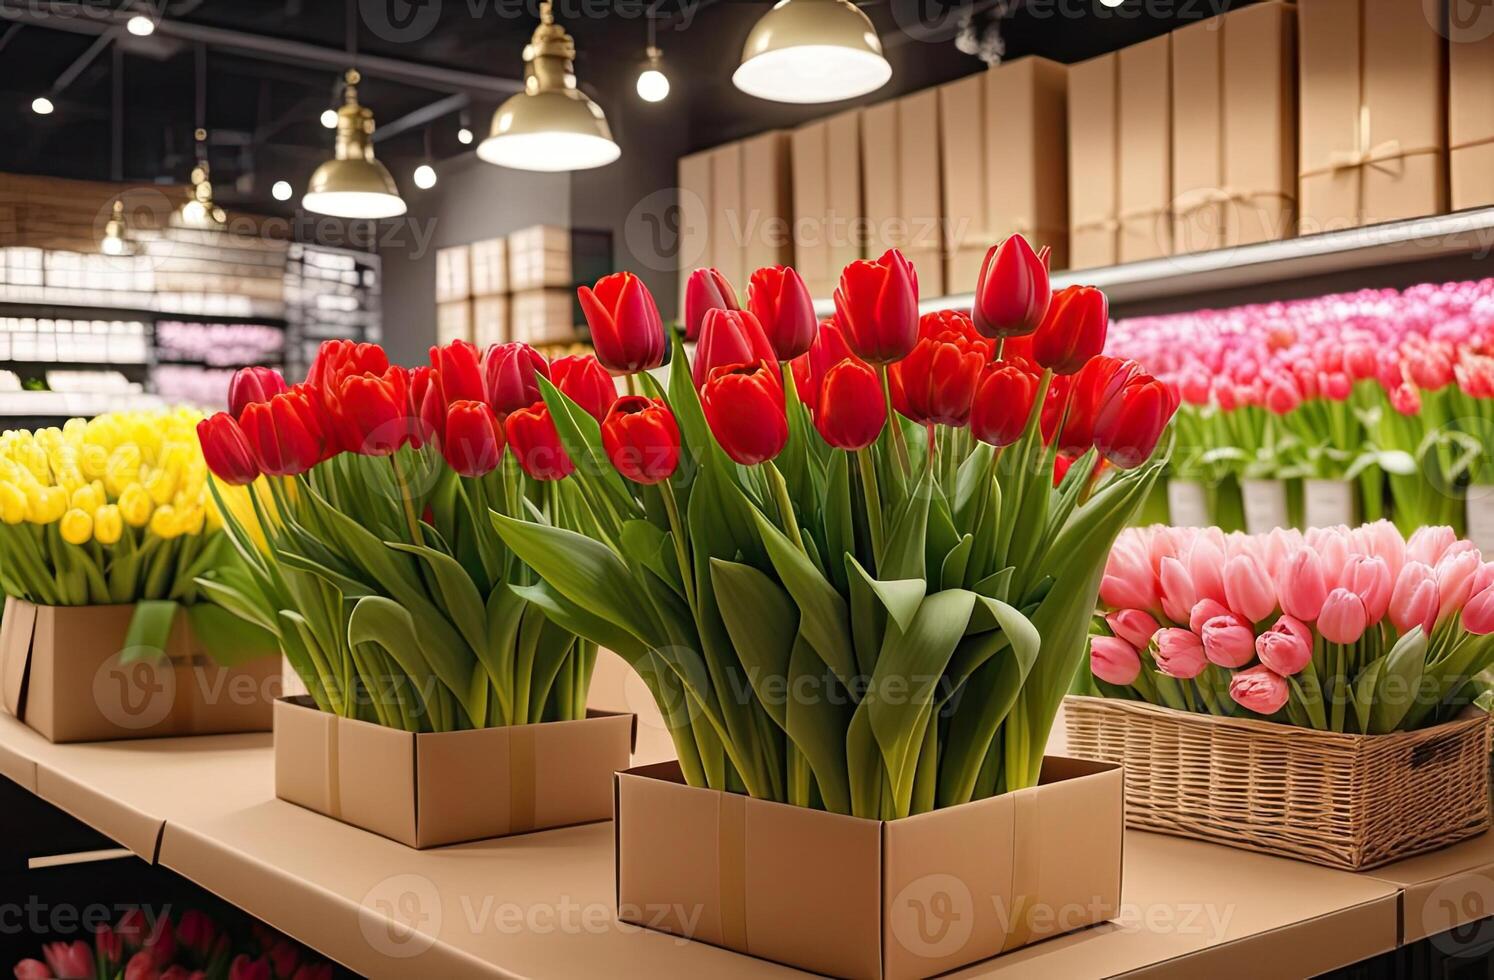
[1068,52,1120,269]
[435,299,471,345]
[434,245,470,303]
[511,288,579,346]
[615,756,1122,979]
[1119,35,1173,262]
[0,597,279,744]
[470,237,508,296]
[677,149,714,308]
[508,225,572,292]
[1298,0,1447,231]
[473,294,509,348]
[986,57,1070,272]
[1172,3,1297,253]
[275,696,634,849]
[863,92,945,297]
[740,131,793,276]
[710,144,746,291]
[791,111,863,299]
[1450,26,1494,209]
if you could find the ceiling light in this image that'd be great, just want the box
[414,164,437,189]
[320,108,338,129]
[636,46,669,103]
[457,126,474,145]
[271,180,293,201]
[101,199,132,256]
[733,0,891,104]
[478,1,620,172]
[180,137,227,228]
[1100,0,1126,5]
[126,14,156,36]
[31,96,54,115]
[303,69,407,220]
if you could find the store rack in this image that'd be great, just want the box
[284,242,382,381]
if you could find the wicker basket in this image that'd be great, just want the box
[1062,695,1493,870]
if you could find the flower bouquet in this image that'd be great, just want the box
[1066,521,1494,869]
[0,410,279,743]
[493,238,1177,976]
[197,344,633,847]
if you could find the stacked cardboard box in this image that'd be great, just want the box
[677,132,793,303]
[1450,20,1494,209]
[791,110,863,300]
[1119,36,1174,263]
[1068,53,1121,269]
[510,289,578,347]
[435,244,472,344]
[863,90,944,296]
[506,225,612,347]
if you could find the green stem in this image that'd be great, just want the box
[388,452,424,544]
[764,461,805,552]
[856,448,886,569]
[877,363,912,477]
[659,479,697,613]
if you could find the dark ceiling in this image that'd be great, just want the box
[2,0,1250,212]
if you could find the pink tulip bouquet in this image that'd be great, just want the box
[1090,521,1494,733]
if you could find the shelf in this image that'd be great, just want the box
[0,359,151,374]
[0,300,288,327]
[812,206,1494,316]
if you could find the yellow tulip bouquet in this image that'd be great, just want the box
[0,410,271,664]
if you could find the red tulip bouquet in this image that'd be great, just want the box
[196,341,611,732]
[492,238,1177,817]
[1090,522,1494,733]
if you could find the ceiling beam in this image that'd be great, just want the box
[372,92,470,144]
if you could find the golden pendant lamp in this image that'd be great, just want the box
[303,69,408,219]
[478,1,620,172]
[733,0,891,104]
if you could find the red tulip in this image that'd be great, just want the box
[792,318,857,407]
[889,311,993,426]
[322,366,410,455]
[748,265,817,360]
[602,396,681,484]
[504,401,575,480]
[227,366,286,418]
[307,339,388,393]
[700,361,788,465]
[683,267,739,342]
[550,353,618,422]
[973,234,1051,338]
[44,941,93,980]
[443,400,506,477]
[409,365,446,448]
[176,911,216,957]
[1093,372,1179,469]
[239,384,329,476]
[96,926,123,966]
[227,955,271,980]
[693,308,777,388]
[13,960,50,979]
[1032,285,1108,375]
[578,271,667,374]
[429,339,487,404]
[197,413,260,485]
[971,364,1039,447]
[833,248,919,365]
[815,359,886,450]
[483,342,550,415]
[1055,356,1141,455]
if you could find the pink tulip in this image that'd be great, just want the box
[1189,598,1232,634]
[1091,635,1143,686]
[1437,550,1481,622]
[1255,615,1313,675]
[1106,609,1160,651]
[1200,613,1256,668]
[14,960,51,980]
[1390,562,1440,635]
[1318,588,1368,644]
[1463,586,1494,635]
[1278,549,1329,622]
[1223,554,1276,623]
[44,942,93,980]
[1154,628,1209,679]
[1408,526,1458,567]
[1100,541,1159,612]
[1158,556,1198,624]
[124,951,157,980]
[1229,665,1290,715]
[1341,554,1393,625]
[1186,535,1227,604]
[1358,520,1407,582]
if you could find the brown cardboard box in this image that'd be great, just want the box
[1298,0,1447,231]
[436,299,471,345]
[1119,35,1173,262]
[740,131,793,276]
[473,294,509,348]
[508,225,572,291]
[1172,3,1297,253]
[1068,52,1120,269]
[510,288,578,346]
[864,92,945,297]
[710,143,746,291]
[435,245,470,303]
[615,756,1123,979]
[276,696,634,849]
[0,598,279,744]
[986,57,1070,272]
[470,237,508,296]
[939,73,989,288]
[791,111,863,299]
[1450,26,1494,209]
[677,149,714,309]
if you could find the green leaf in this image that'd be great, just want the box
[710,559,798,727]
[750,508,857,688]
[386,541,489,659]
[184,603,276,667]
[881,466,931,580]
[1370,627,1429,734]
[846,556,924,634]
[510,581,650,664]
[121,599,178,664]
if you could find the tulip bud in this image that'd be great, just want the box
[814,359,886,451]
[700,361,788,465]
[833,248,919,365]
[1229,665,1290,715]
[504,402,575,481]
[1092,372,1177,470]
[308,340,389,397]
[1153,628,1208,679]
[578,272,667,374]
[1032,285,1107,375]
[484,342,551,416]
[1342,554,1392,625]
[1188,598,1231,634]
[889,311,992,426]
[429,340,487,404]
[1463,585,1494,635]
[1255,615,1312,675]
[442,400,506,477]
[324,367,410,455]
[59,508,92,545]
[693,308,778,389]
[1200,613,1255,668]
[1223,554,1277,623]
[197,413,261,486]
[683,267,739,342]
[551,354,618,423]
[973,234,1051,338]
[239,385,329,476]
[1090,635,1142,686]
[227,366,287,418]
[1318,588,1368,644]
[1106,609,1160,651]
[748,265,818,361]
[602,396,681,485]
[1279,549,1329,621]
[970,364,1039,448]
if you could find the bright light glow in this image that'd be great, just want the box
[126,14,156,36]
[413,164,438,189]
[320,109,339,129]
[301,190,408,220]
[271,180,293,201]
[636,68,670,103]
[101,235,126,256]
[732,44,890,103]
[477,131,620,172]
[457,126,474,145]
[31,97,54,115]
[1099,0,1125,6]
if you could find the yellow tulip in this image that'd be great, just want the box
[148,504,181,539]
[0,482,26,525]
[118,484,153,527]
[79,443,109,480]
[93,504,123,545]
[70,484,102,513]
[145,466,178,506]
[59,508,93,545]
[26,485,66,524]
